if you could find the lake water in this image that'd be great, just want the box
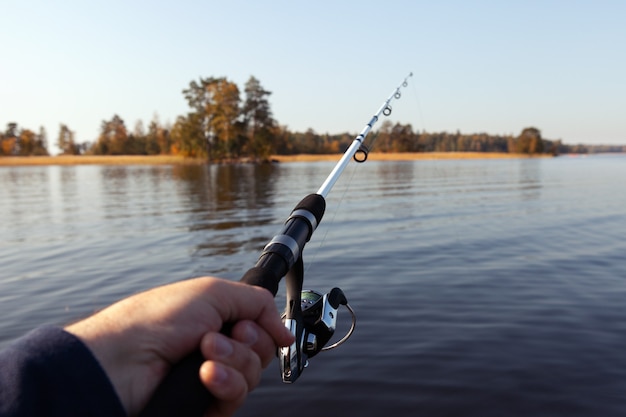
[1,155,626,416]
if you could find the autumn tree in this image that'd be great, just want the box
[92,115,128,155]
[0,123,48,156]
[170,113,206,157]
[271,125,292,154]
[146,115,170,155]
[17,129,37,155]
[125,120,147,155]
[1,123,18,155]
[182,77,242,160]
[57,124,81,155]
[516,127,544,154]
[390,123,415,152]
[374,120,394,152]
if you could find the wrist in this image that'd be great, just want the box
[66,317,156,416]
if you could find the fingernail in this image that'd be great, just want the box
[242,323,258,346]
[214,335,234,358]
[212,364,229,385]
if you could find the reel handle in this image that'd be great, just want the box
[328,287,348,308]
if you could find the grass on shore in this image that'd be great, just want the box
[0,152,547,166]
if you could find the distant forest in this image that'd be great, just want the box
[2,75,625,159]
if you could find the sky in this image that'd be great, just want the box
[2,0,625,154]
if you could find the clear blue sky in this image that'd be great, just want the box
[2,0,625,153]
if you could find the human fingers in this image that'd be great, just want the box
[200,332,263,392]
[96,277,291,362]
[199,361,247,417]
[65,277,293,416]
[198,332,267,417]
[229,320,279,368]
[205,280,294,348]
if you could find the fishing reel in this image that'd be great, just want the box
[279,286,356,383]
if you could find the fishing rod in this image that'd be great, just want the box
[140,72,413,417]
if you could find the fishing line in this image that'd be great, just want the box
[411,78,427,133]
[304,96,399,275]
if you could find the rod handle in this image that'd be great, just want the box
[138,350,208,417]
[139,194,326,417]
[138,265,283,417]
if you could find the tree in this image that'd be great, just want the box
[272,125,291,154]
[1,123,18,155]
[242,76,276,158]
[242,76,273,128]
[516,127,544,154]
[35,127,49,155]
[92,115,128,155]
[0,123,47,156]
[57,124,80,155]
[183,77,242,160]
[126,119,147,155]
[169,114,206,157]
[390,123,415,152]
[18,129,37,156]
[374,120,394,152]
[146,114,169,155]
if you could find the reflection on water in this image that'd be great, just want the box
[175,164,280,257]
[2,156,626,417]
[518,158,542,200]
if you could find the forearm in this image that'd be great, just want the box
[0,326,125,417]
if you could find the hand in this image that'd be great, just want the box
[65,277,294,417]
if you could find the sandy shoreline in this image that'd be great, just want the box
[270,152,545,162]
[0,155,205,166]
[0,152,548,166]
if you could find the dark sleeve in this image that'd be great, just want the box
[0,326,126,417]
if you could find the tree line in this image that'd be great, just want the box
[2,75,625,158]
[0,123,49,156]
